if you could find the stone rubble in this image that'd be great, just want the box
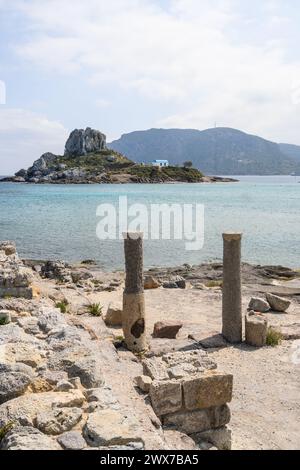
[0,241,235,451]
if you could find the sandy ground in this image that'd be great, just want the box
[36,274,300,450]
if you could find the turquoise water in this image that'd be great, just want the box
[0,176,299,269]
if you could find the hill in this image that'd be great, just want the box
[110,127,300,175]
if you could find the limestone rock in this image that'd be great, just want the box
[245,312,268,347]
[83,410,144,447]
[57,431,86,450]
[37,307,68,333]
[248,297,270,313]
[280,323,300,340]
[162,349,217,371]
[163,430,198,450]
[84,387,120,411]
[182,372,233,410]
[0,390,85,428]
[266,293,291,313]
[41,260,71,283]
[36,407,82,435]
[149,380,182,416]
[42,370,69,386]
[144,276,161,290]
[55,380,75,392]
[163,405,231,434]
[65,128,106,157]
[104,304,123,327]
[153,321,183,339]
[143,357,170,381]
[0,363,34,404]
[135,375,152,393]
[4,343,45,368]
[0,426,61,450]
[192,426,232,450]
[0,241,16,256]
[67,357,105,388]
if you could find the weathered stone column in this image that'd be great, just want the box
[222,233,242,343]
[122,232,147,352]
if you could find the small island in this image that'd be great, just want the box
[1,128,237,185]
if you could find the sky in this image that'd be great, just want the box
[1,0,300,173]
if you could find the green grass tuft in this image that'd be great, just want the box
[55,300,69,314]
[0,422,14,441]
[87,303,103,317]
[266,327,283,347]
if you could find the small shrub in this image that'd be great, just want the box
[266,327,283,347]
[55,300,69,314]
[88,303,103,316]
[0,422,14,441]
[0,317,9,326]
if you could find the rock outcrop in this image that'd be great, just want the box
[64,128,106,157]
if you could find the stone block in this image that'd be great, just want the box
[182,372,233,410]
[143,357,169,381]
[135,375,152,393]
[245,312,268,347]
[149,380,182,416]
[163,405,231,434]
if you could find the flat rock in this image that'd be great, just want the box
[36,407,82,435]
[57,431,87,450]
[0,426,61,450]
[83,410,144,447]
[0,390,85,428]
[279,323,300,340]
[266,293,291,312]
[84,386,120,411]
[153,321,183,339]
[188,333,228,349]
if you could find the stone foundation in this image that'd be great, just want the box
[143,350,233,450]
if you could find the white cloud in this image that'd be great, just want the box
[0,108,68,174]
[1,0,300,143]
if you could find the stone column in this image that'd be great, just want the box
[122,232,147,352]
[222,233,242,343]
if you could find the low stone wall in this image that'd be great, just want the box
[142,350,233,450]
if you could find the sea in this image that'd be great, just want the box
[0,175,299,270]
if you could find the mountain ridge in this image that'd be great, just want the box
[109,127,300,175]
